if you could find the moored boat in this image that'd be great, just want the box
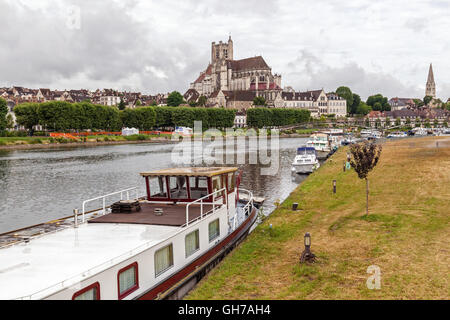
[291,147,320,174]
[0,167,257,300]
[306,133,331,159]
[387,131,408,138]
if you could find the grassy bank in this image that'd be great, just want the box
[0,134,173,149]
[186,136,450,300]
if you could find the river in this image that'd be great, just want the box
[0,137,310,233]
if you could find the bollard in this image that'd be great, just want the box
[333,180,337,194]
[292,202,299,211]
[74,209,79,228]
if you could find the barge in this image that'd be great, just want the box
[0,167,257,300]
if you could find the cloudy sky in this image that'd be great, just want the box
[1,0,449,100]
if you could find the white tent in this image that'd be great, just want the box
[121,127,139,136]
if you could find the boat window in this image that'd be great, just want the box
[227,172,236,192]
[185,230,200,258]
[73,282,100,300]
[169,176,188,199]
[118,262,139,299]
[149,176,168,199]
[189,177,209,199]
[209,219,220,242]
[155,244,174,277]
[212,176,222,193]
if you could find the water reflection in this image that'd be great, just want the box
[0,138,309,233]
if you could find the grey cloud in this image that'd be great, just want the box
[284,50,423,100]
[1,0,449,99]
[0,0,204,93]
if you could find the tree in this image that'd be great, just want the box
[0,97,8,131]
[253,96,267,106]
[373,102,382,111]
[350,94,361,115]
[413,99,424,108]
[349,141,382,216]
[336,86,354,114]
[198,95,207,107]
[167,91,184,107]
[423,95,433,106]
[6,113,14,129]
[356,102,371,115]
[13,103,40,135]
[367,94,390,111]
[118,98,126,110]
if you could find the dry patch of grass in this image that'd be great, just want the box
[186,137,450,300]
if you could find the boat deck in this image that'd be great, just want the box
[0,222,180,300]
[89,202,215,227]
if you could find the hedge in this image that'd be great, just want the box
[247,108,310,128]
[12,102,236,133]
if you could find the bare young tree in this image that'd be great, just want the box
[349,141,382,215]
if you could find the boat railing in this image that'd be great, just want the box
[184,188,226,227]
[236,188,254,230]
[81,187,139,223]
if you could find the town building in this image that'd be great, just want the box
[388,97,416,111]
[234,111,247,128]
[366,109,449,128]
[281,89,347,118]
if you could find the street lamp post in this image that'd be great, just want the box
[300,232,316,264]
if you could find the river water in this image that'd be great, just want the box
[0,137,309,233]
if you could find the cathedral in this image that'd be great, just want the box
[186,37,282,107]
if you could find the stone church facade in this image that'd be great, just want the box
[187,37,282,108]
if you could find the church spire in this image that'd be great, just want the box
[425,63,436,98]
[427,63,434,84]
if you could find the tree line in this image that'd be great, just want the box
[0,98,8,131]
[246,108,311,128]
[12,101,236,134]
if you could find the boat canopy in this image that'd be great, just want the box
[297,147,316,155]
[140,167,238,178]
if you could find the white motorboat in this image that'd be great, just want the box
[306,133,331,159]
[412,127,428,136]
[360,129,373,138]
[291,147,320,174]
[387,131,408,138]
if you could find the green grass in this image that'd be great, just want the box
[186,136,450,300]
